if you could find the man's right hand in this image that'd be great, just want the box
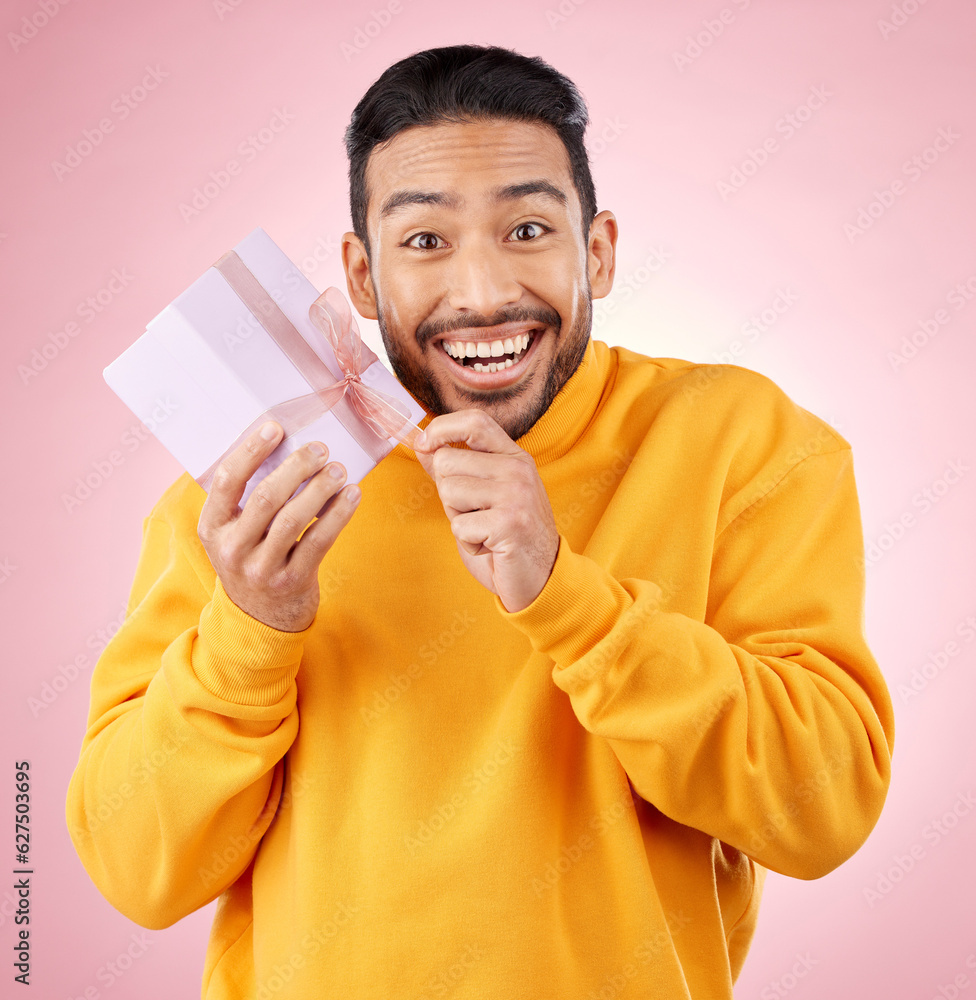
[197,421,361,632]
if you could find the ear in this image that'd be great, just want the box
[341,231,377,320]
[587,210,618,301]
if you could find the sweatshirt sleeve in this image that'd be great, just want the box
[65,487,308,929]
[499,445,895,880]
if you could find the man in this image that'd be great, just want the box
[67,44,894,998]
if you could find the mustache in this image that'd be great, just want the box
[414,305,562,350]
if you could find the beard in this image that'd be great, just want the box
[375,279,593,442]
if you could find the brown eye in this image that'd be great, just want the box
[409,233,441,250]
[511,223,546,241]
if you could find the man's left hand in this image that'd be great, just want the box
[413,410,559,613]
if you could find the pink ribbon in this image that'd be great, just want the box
[194,252,425,494]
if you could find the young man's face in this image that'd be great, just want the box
[341,118,616,440]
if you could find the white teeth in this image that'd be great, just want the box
[441,329,539,371]
[471,359,515,372]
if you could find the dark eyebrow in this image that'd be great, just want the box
[490,180,568,208]
[379,189,463,219]
[379,179,568,220]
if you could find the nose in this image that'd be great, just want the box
[445,241,522,321]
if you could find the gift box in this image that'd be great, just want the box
[103,227,426,513]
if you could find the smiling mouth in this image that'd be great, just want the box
[438,329,541,373]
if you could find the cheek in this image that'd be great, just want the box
[526,272,582,332]
[385,296,402,330]
[565,277,586,317]
[378,284,418,353]
[523,244,583,298]
[382,276,436,340]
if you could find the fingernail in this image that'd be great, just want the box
[414,431,426,449]
[308,442,327,457]
[260,423,279,441]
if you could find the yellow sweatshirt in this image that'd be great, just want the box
[66,338,894,999]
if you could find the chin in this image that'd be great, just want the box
[443,377,547,440]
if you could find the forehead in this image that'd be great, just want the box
[365,119,577,224]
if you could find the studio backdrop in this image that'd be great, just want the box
[1,0,973,996]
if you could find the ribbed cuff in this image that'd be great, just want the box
[192,578,309,705]
[494,537,635,668]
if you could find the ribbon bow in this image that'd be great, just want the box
[304,286,425,450]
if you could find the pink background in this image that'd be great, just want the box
[2,0,974,996]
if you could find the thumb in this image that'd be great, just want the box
[413,441,436,479]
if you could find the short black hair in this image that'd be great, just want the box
[343,44,598,262]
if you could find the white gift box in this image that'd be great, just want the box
[103,227,425,510]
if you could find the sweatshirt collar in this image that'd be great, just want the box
[393,338,613,467]
[514,338,612,464]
